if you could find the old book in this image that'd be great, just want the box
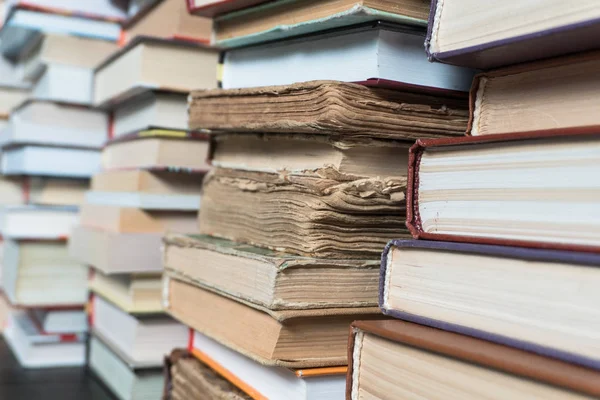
[69,226,163,274]
[81,204,197,233]
[165,349,251,400]
[425,0,600,69]
[199,167,407,259]
[113,91,187,137]
[187,0,270,17]
[91,170,203,196]
[189,81,468,140]
[18,32,118,81]
[2,100,108,148]
[92,295,188,366]
[164,234,379,310]
[101,132,211,171]
[468,51,600,136]
[406,131,600,251]
[32,63,94,105]
[1,239,87,307]
[187,330,347,400]
[4,310,86,368]
[221,24,474,91]
[164,277,382,368]
[124,0,211,43]
[0,205,78,239]
[212,133,410,178]
[89,270,163,314]
[380,240,600,370]
[1,145,100,178]
[89,335,163,400]
[94,37,219,107]
[0,85,29,117]
[214,0,429,48]
[348,320,600,399]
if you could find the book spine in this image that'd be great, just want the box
[345,325,358,400]
[405,141,426,238]
[424,0,441,62]
[466,73,487,135]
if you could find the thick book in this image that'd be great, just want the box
[222,22,474,91]
[163,234,380,310]
[93,36,218,107]
[214,0,429,48]
[380,240,600,370]
[190,81,469,141]
[0,176,87,207]
[406,131,600,252]
[199,167,408,259]
[91,169,203,198]
[0,204,78,239]
[187,0,270,17]
[123,0,211,44]
[348,320,600,399]
[2,239,87,307]
[164,277,382,368]
[89,270,163,314]
[164,349,251,400]
[425,0,600,69]
[32,63,94,105]
[468,51,600,136]
[185,330,347,400]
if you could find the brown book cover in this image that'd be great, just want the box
[406,130,600,253]
[347,320,600,399]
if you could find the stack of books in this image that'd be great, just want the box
[0,0,121,368]
[161,1,474,399]
[348,2,600,399]
[65,3,218,399]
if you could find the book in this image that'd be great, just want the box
[214,0,430,48]
[1,239,87,307]
[26,177,89,206]
[468,51,600,136]
[81,204,197,233]
[164,277,382,368]
[91,295,188,366]
[0,205,78,239]
[89,335,163,400]
[380,240,600,370]
[29,309,87,334]
[348,320,600,399]
[4,310,86,368]
[68,226,163,274]
[0,54,28,87]
[0,176,26,205]
[211,133,411,178]
[187,0,270,17]
[89,270,163,314]
[425,0,600,69]
[91,169,204,197]
[0,85,29,117]
[84,191,201,211]
[165,349,251,400]
[221,23,474,91]
[2,100,108,148]
[101,133,211,171]
[199,167,407,259]
[123,0,211,44]
[113,91,188,138]
[190,81,468,140]
[3,0,127,20]
[405,131,600,252]
[32,63,94,104]
[1,145,100,178]
[163,234,379,310]
[186,330,348,400]
[93,36,219,107]
[0,5,121,61]
[18,32,118,81]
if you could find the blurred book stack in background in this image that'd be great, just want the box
[65,1,217,399]
[161,1,474,399]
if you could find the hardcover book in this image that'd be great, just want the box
[348,320,600,399]
[380,240,600,370]
[186,0,270,17]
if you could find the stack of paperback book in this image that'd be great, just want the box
[0,0,120,368]
[66,2,217,399]
[161,1,473,399]
[348,2,600,399]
